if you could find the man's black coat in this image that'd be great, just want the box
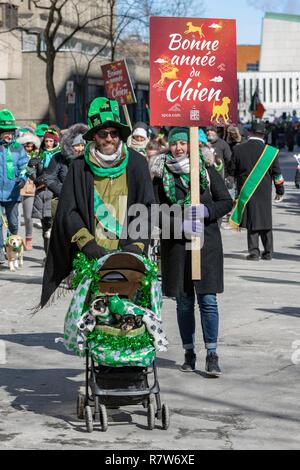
[230,138,284,231]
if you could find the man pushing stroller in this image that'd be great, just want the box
[40,97,155,307]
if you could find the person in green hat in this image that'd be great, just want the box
[35,123,49,139]
[40,97,155,307]
[0,109,28,264]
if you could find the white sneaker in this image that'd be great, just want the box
[34,220,42,228]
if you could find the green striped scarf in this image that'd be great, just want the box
[162,151,208,206]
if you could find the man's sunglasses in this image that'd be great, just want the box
[97,129,119,139]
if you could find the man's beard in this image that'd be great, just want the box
[97,139,120,155]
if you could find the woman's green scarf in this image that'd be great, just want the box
[84,142,129,178]
[162,150,208,206]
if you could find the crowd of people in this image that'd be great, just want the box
[0,98,292,376]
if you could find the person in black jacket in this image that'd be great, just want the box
[229,122,285,261]
[44,123,88,215]
[153,127,232,377]
[206,125,232,178]
[40,98,155,308]
[29,127,61,257]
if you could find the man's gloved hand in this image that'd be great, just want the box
[27,157,41,168]
[17,179,26,189]
[81,239,106,260]
[123,244,143,255]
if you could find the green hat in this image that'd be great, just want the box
[35,123,49,138]
[0,109,17,131]
[168,127,189,145]
[83,97,131,142]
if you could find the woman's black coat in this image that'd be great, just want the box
[44,153,69,198]
[153,166,233,297]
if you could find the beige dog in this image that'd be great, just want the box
[211,96,231,124]
[184,22,205,39]
[5,235,25,272]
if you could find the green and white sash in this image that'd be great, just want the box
[94,190,123,239]
[230,145,279,228]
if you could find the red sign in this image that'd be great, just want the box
[150,17,237,127]
[101,60,136,106]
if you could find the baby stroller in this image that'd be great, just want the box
[64,252,169,432]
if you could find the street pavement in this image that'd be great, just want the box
[0,150,299,450]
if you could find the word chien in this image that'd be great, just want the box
[166,78,222,103]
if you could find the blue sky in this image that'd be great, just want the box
[201,0,264,45]
[200,0,300,44]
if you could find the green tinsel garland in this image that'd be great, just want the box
[71,252,102,296]
[135,257,159,308]
[87,329,153,351]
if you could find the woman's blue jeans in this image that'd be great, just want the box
[176,293,219,351]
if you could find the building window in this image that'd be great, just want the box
[283,78,286,102]
[247,63,259,72]
[290,78,293,102]
[297,78,300,102]
[276,78,279,102]
[263,79,266,102]
[250,79,253,99]
[0,3,18,29]
[270,79,273,103]
[243,79,246,102]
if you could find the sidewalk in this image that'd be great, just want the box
[0,152,299,450]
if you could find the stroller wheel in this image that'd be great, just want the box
[99,404,108,432]
[147,403,155,430]
[85,405,93,433]
[77,394,85,420]
[161,404,170,430]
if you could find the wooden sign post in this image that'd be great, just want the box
[122,104,132,131]
[190,126,201,280]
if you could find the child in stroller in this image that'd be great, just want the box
[64,251,169,432]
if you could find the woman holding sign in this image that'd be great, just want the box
[153,127,232,377]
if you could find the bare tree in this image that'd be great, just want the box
[1,0,205,122]
[1,0,140,122]
[131,0,206,39]
[27,0,111,122]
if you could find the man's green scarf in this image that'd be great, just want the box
[5,146,15,180]
[162,150,208,206]
[84,142,129,178]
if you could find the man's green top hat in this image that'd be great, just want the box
[83,97,131,142]
[0,109,17,131]
[35,123,49,138]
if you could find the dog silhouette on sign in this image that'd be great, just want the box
[184,22,205,39]
[154,59,179,88]
[211,97,231,124]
